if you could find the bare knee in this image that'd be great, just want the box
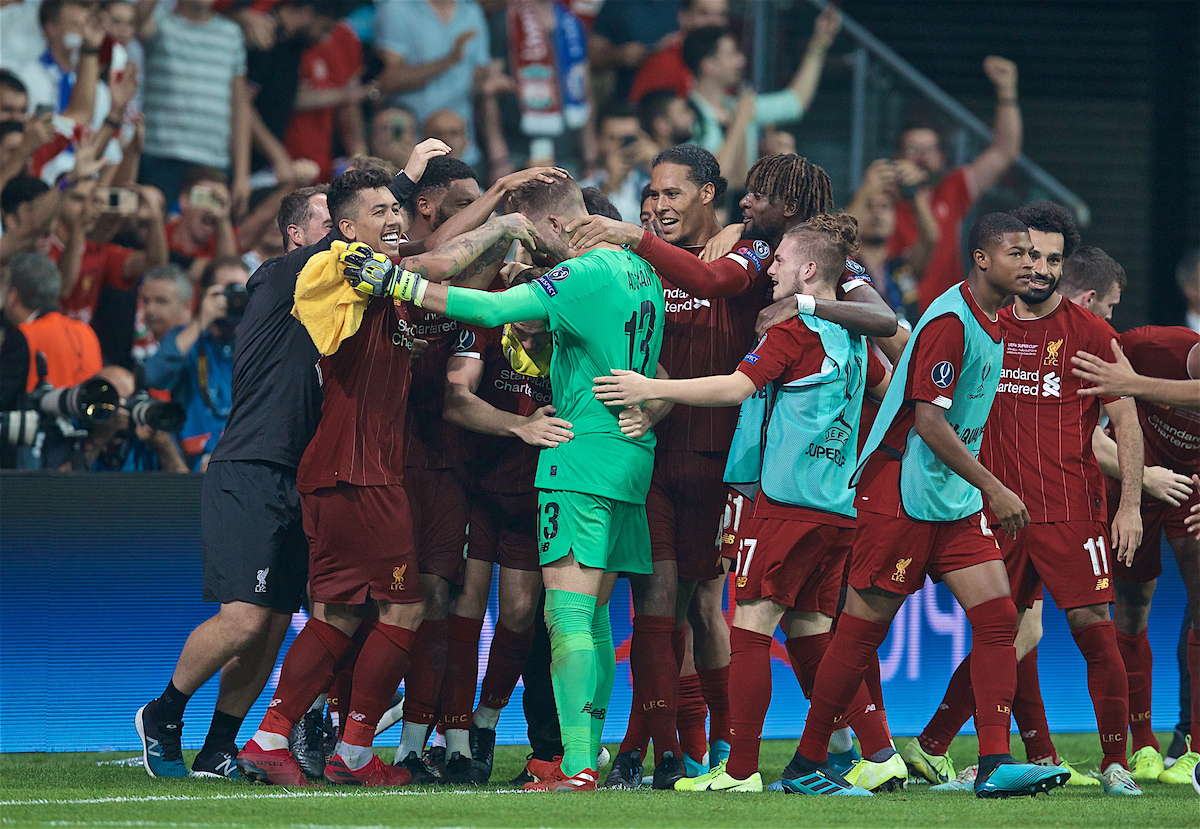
[631,566,676,617]
[1065,603,1110,632]
[420,575,451,621]
[215,602,275,650]
[1112,579,1155,635]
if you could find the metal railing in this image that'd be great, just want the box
[747,0,1091,226]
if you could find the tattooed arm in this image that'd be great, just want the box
[448,238,511,290]
[398,214,537,283]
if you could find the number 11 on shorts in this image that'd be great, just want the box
[1084,535,1110,577]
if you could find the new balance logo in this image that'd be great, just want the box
[1041,372,1061,397]
[147,737,162,758]
[349,711,366,721]
[212,755,237,776]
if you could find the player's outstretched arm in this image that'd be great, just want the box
[1102,396,1146,564]
[753,283,901,344]
[615,364,674,438]
[444,355,573,447]
[593,368,756,409]
[423,166,569,252]
[912,401,1029,537]
[1092,425,1194,506]
[1073,339,1200,410]
[399,214,539,283]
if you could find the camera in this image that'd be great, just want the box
[126,392,185,432]
[36,376,121,422]
[222,283,248,326]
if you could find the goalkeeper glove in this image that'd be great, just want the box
[340,242,425,304]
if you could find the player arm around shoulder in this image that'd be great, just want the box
[594,366,756,409]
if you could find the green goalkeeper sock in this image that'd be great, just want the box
[590,601,615,764]
[545,589,597,777]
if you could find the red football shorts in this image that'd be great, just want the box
[647,450,728,581]
[302,482,421,605]
[849,511,1001,595]
[727,516,853,615]
[1001,520,1114,610]
[466,488,540,572]
[1107,476,1200,584]
[404,465,468,582]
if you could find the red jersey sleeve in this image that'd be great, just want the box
[735,319,824,390]
[102,243,135,290]
[1120,326,1200,380]
[907,315,966,409]
[866,346,886,389]
[634,230,765,298]
[452,324,491,361]
[939,166,975,221]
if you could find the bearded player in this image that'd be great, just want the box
[901,201,1145,796]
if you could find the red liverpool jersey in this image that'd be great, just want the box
[981,297,1119,524]
[1121,325,1200,473]
[633,231,773,452]
[403,306,463,469]
[453,324,553,494]
[297,297,417,491]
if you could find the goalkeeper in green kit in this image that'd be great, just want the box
[339,175,665,792]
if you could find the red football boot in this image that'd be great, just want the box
[523,766,598,792]
[237,739,312,786]
[325,754,414,787]
[524,756,564,782]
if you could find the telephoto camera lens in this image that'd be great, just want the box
[126,393,186,432]
[38,378,120,422]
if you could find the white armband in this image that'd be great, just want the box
[795,293,816,316]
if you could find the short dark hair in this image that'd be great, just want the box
[277,184,329,239]
[599,99,638,126]
[403,156,478,213]
[0,69,27,97]
[637,89,679,138]
[181,165,228,194]
[507,176,585,222]
[967,212,1028,257]
[1060,245,1127,299]
[581,186,622,221]
[652,143,727,201]
[1009,200,1081,259]
[8,253,61,313]
[327,167,392,223]
[199,256,249,292]
[640,183,653,205]
[682,26,730,77]
[1,174,49,219]
[39,0,88,30]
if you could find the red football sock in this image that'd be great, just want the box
[342,623,416,747]
[401,618,447,728]
[1115,628,1158,751]
[1012,647,1055,763]
[797,614,890,764]
[919,655,974,755]
[625,615,682,761]
[697,665,730,747]
[330,618,374,734]
[785,632,831,697]
[1188,630,1200,746]
[726,628,772,780]
[479,621,534,710]
[260,619,351,736]
[619,703,651,756]
[847,653,892,757]
[1070,622,1129,769]
[441,615,484,730]
[966,597,1018,757]
[677,671,707,761]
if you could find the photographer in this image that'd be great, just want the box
[79,363,187,472]
[580,101,656,223]
[143,256,248,472]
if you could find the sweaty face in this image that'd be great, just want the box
[738,190,789,242]
[898,128,945,176]
[980,231,1034,298]
[346,187,402,256]
[1023,229,1065,306]
[0,88,28,123]
[766,236,807,301]
[648,163,711,246]
[860,193,895,243]
[429,178,481,230]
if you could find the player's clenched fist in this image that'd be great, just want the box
[340,242,423,302]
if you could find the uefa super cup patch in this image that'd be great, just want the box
[844,257,867,275]
[547,265,570,281]
[455,329,476,351]
[753,240,771,259]
[931,361,955,388]
[534,276,558,297]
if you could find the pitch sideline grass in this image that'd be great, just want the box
[1,734,1196,828]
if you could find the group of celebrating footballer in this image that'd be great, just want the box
[133,134,1200,798]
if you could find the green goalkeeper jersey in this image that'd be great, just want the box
[529,247,664,503]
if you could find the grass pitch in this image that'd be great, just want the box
[2,734,1196,828]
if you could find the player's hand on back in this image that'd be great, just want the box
[987,484,1030,538]
[593,369,653,407]
[565,215,643,251]
[1071,339,1140,398]
[754,294,800,337]
[617,405,651,439]
[513,405,574,448]
[699,222,747,263]
[1110,503,1144,566]
[1143,465,1193,506]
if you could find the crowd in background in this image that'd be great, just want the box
[1,0,1198,473]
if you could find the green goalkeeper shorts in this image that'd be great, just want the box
[537,490,651,574]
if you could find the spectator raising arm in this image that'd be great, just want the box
[786,5,841,116]
[376,30,479,96]
[967,56,1022,196]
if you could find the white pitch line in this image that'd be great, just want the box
[0,788,530,808]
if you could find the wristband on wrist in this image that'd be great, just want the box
[412,275,428,307]
[795,293,817,315]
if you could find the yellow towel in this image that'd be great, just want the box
[291,240,371,356]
